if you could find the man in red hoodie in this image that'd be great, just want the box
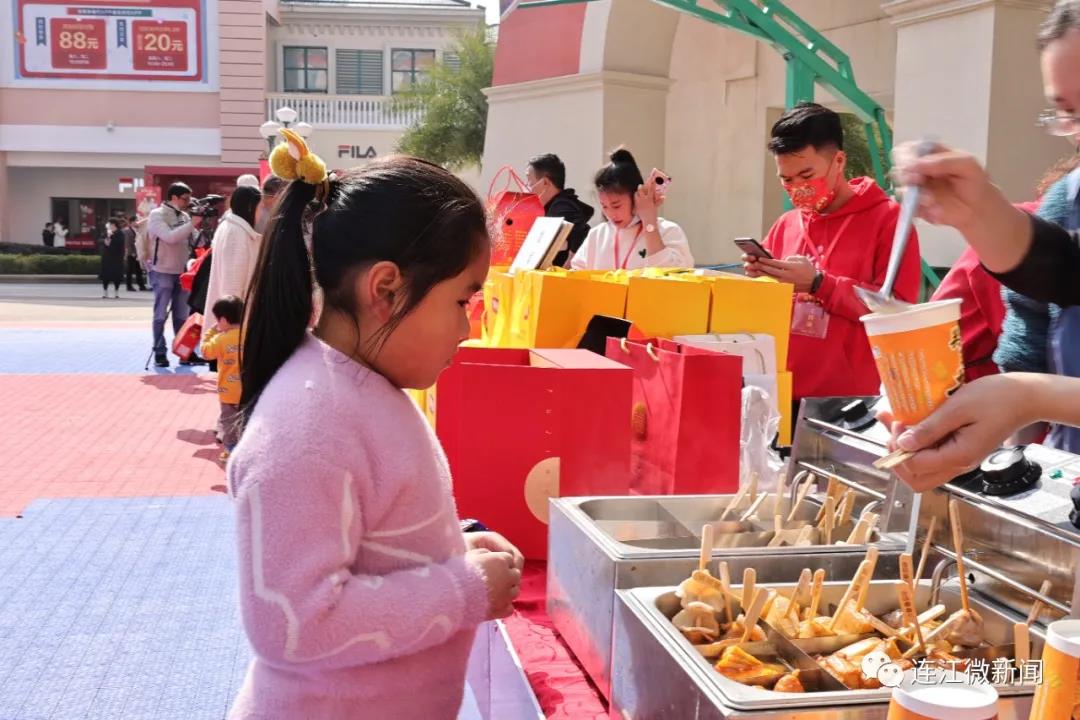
[744,103,922,413]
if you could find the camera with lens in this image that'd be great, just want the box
[188,194,225,219]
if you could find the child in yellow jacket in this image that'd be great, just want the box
[200,295,244,460]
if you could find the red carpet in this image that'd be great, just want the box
[503,562,607,719]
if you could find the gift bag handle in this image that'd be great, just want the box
[617,338,662,363]
[486,165,532,205]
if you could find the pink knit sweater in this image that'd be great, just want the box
[227,334,489,720]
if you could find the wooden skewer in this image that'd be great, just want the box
[814,478,840,522]
[789,569,812,623]
[793,525,814,547]
[820,496,836,545]
[949,500,971,615]
[914,516,938,592]
[896,604,947,641]
[786,474,815,523]
[698,523,714,573]
[718,562,734,624]
[845,517,869,545]
[828,558,873,632]
[856,513,879,545]
[719,482,751,521]
[874,448,915,470]
[897,581,926,655]
[855,547,880,611]
[899,553,914,590]
[748,471,760,502]
[742,567,756,611]
[1015,622,1031,667]
[836,490,856,527]
[774,514,784,537]
[806,569,826,621]
[762,589,778,618]
[741,588,769,643]
[902,609,966,659]
[739,491,769,523]
[865,612,904,641]
[766,529,787,548]
[1027,580,1052,626]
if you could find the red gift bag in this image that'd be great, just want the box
[605,337,741,496]
[172,313,203,361]
[436,347,632,559]
[487,167,545,266]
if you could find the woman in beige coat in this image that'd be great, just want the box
[201,186,262,343]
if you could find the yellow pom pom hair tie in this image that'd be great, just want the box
[269,128,330,200]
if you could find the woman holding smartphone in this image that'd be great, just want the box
[570,147,694,270]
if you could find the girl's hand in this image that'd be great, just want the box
[465,531,524,570]
[635,182,658,225]
[466,548,521,620]
[881,375,1035,491]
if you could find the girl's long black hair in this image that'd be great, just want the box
[240,156,488,416]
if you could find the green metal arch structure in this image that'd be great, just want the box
[517,0,939,292]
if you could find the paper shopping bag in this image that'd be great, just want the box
[172,313,203,361]
[481,270,515,347]
[507,270,627,349]
[624,274,711,339]
[437,348,633,559]
[674,333,778,376]
[707,275,793,371]
[605,337,741,495]
[487,167,545,266]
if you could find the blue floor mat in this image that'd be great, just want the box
[0,330,210,376]
[0,496,249,720]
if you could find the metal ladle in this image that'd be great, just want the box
[855,139,936,314]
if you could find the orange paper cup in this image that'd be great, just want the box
[861,299,964,426]
[887,669,998,720]
[1029,619,1080,720]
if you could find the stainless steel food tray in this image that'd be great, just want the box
[610,582,1043,719]
[548,493,906,700]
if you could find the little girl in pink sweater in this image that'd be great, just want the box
[226,140,523,720]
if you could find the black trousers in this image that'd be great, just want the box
[126,255,146,289]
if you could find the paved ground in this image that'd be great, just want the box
[0,283,519,720]
[0,283,247,720]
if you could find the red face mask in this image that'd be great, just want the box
[784,160,841,213]
[785,176,836,213]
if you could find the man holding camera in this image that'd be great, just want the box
[147,182,202,368]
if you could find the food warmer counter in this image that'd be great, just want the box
[604,397,1080,718]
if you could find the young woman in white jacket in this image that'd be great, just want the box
[201,186,262,343]
[571,147,694,271]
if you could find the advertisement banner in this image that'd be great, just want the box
[16,0,204,82]
[135,186,161,219]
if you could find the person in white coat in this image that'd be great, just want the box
[571,147,693,271]
[201,185,262,344]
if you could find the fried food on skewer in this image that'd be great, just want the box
[672,601,720,644]
[714,645,787,688]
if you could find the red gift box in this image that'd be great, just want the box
[436,347,632,559]
[605,337,742,496]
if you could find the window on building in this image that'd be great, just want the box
[443,51,461,72]
[284,46,328,93]
[391,49,436,93]
[337,49,384,95]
